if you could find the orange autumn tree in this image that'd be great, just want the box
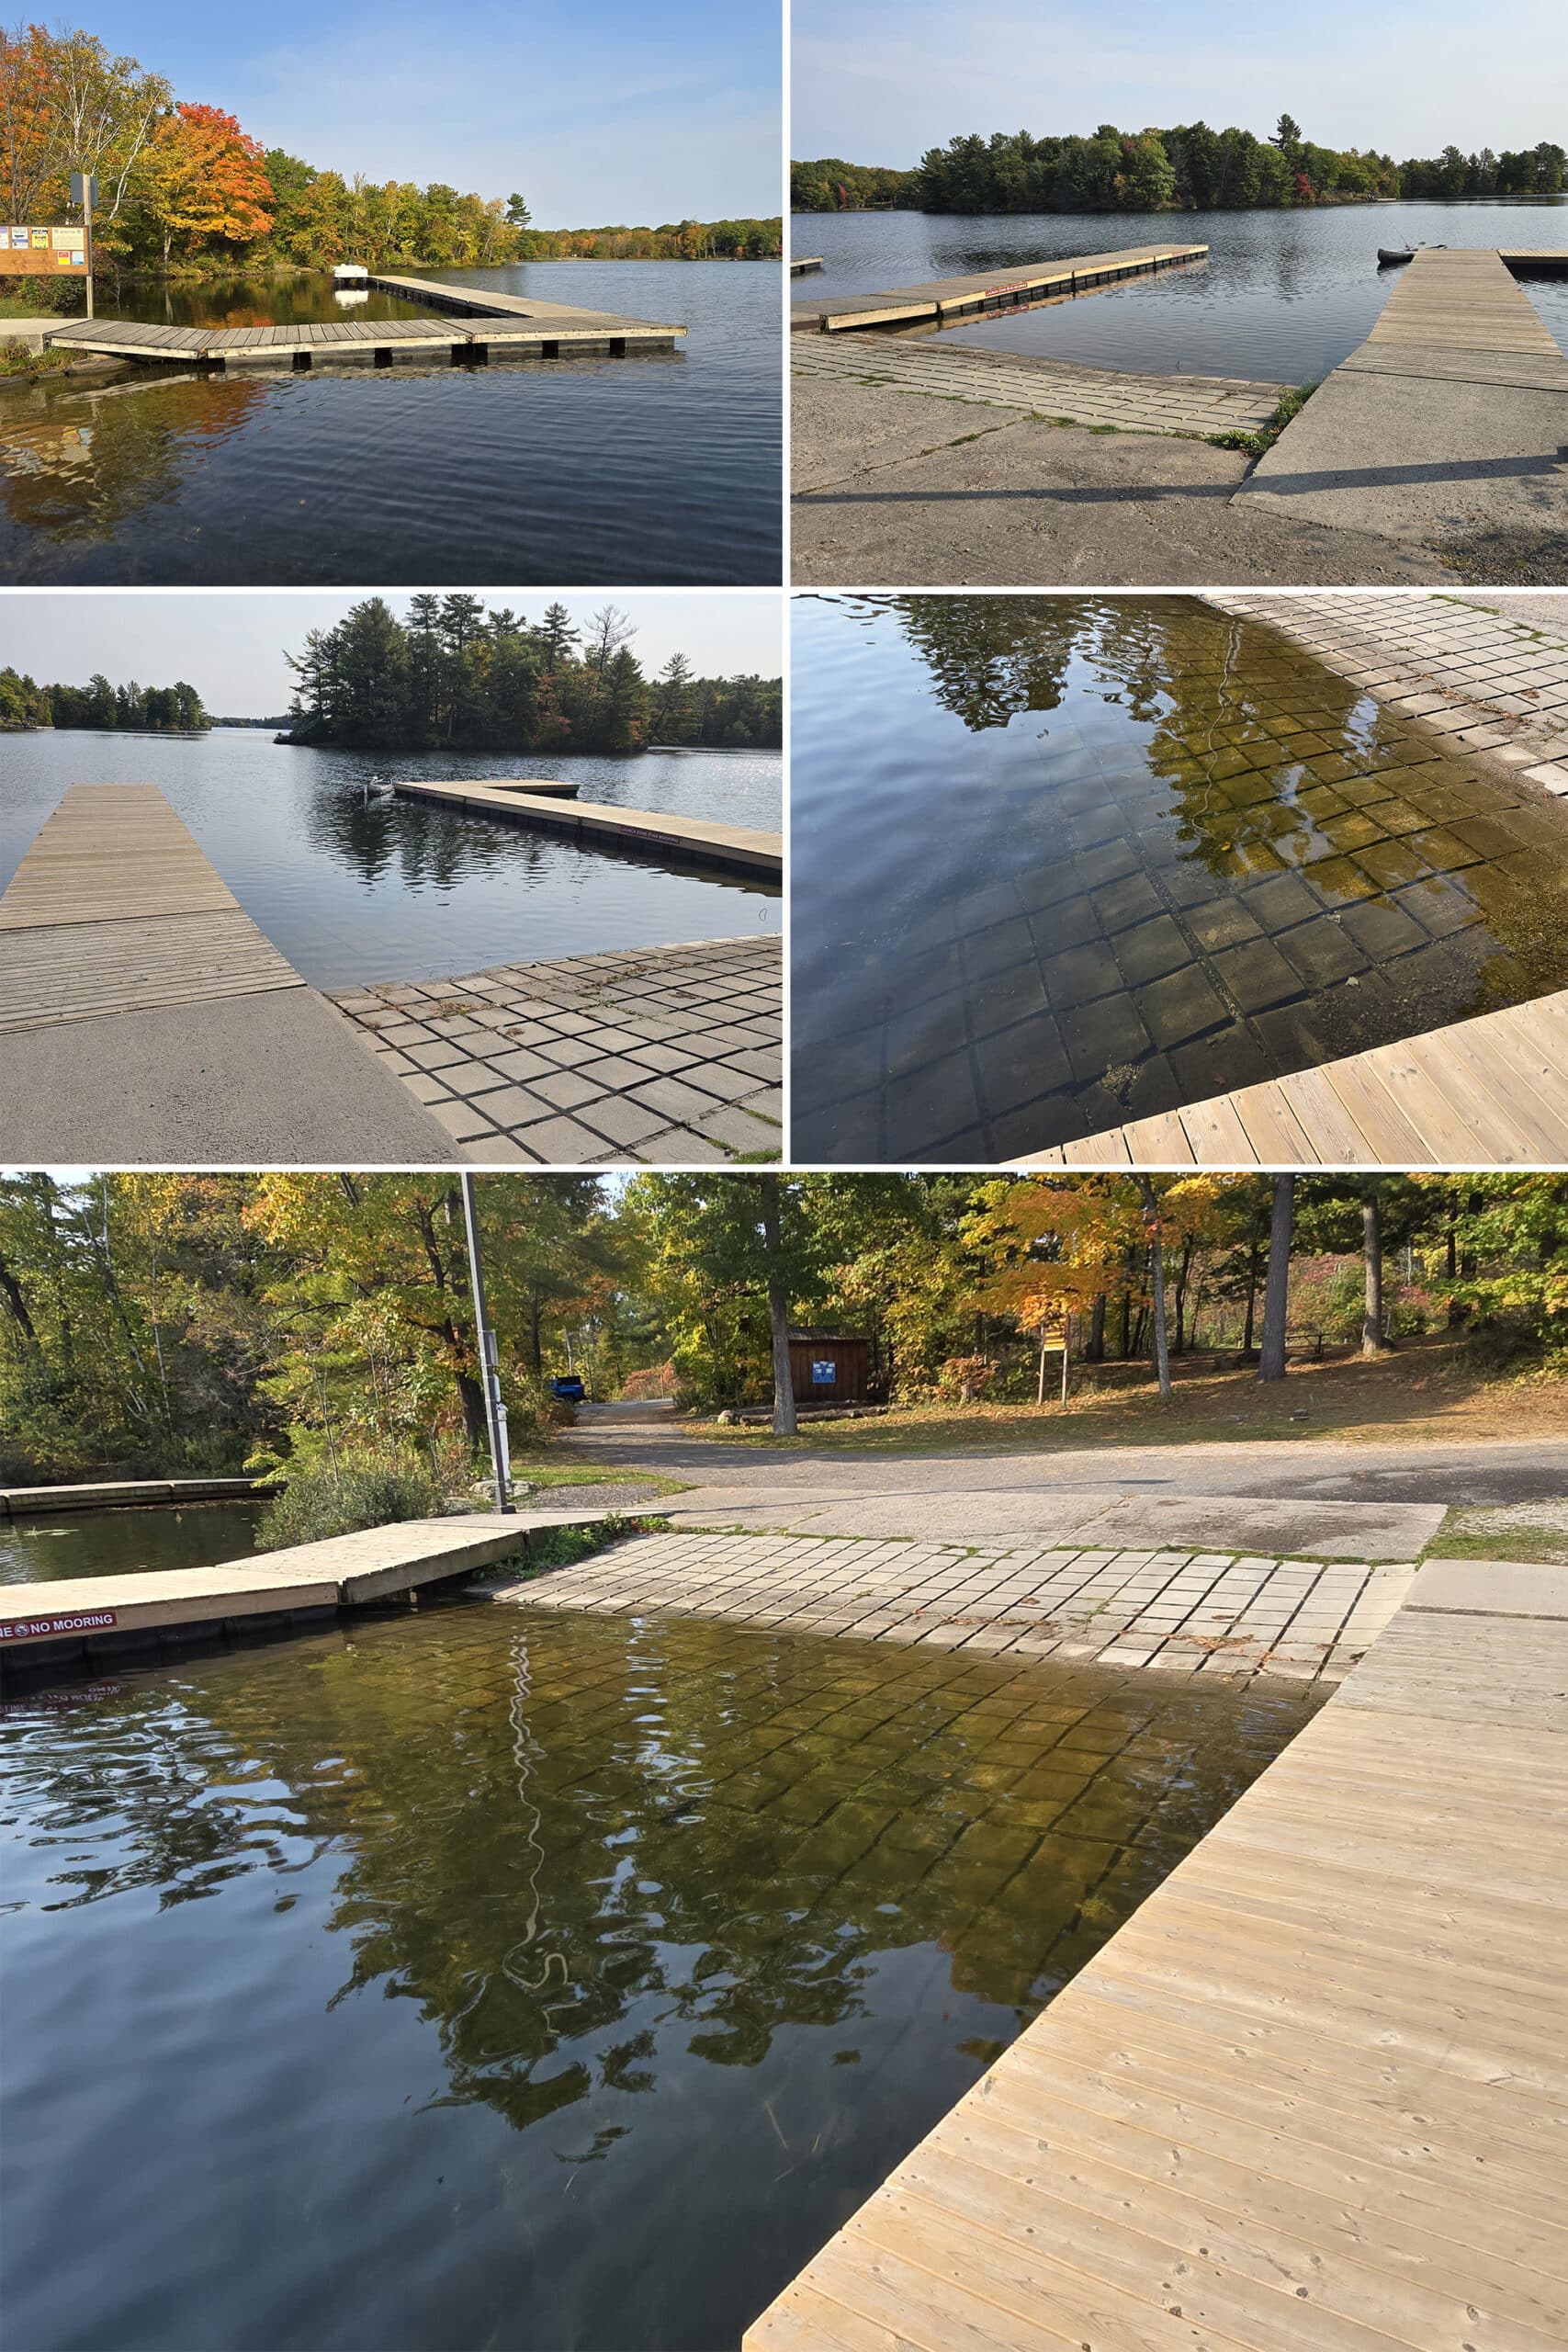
[964,1175,1232,1393]
[141,101,272,270]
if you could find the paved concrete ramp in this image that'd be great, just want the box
[1236,248,1568,552]
[744,1551,1568,2351]
[0,786,456,1164]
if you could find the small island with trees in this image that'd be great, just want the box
[0,667,209,732]
[279,596,782,754]
[792,118,1566,211]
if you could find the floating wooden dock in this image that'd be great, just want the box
[790,255,825,275]
[42,274,684,368]
[1238,247,1568,550]
[0,784,305,1025]
[0,1510,620,1679]
[745,1551,1568,2352]
[1015,988,1568,1169]
[392,777,783,878]
[1,1478,266,1521]
[0,786,455,1161]
[792,243,1207,332]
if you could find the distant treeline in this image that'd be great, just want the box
[792,121,1566,211]
[0,24,776,295]
[283,596,782,754]
[0,665,208,732]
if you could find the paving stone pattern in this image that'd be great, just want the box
[793,332,1286,443]
[504,1532,1415,1689]
[791,601,1568,1162]
[1211,592,1568,798]
[330,936,781,1165]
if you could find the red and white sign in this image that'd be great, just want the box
[0,1610,118,1642]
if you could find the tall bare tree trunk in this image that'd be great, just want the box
[1258,1175,1295,1383]
[1136,1179,1173,1400]
[760,1176,796,1437]
[1362,1188,1387,1357]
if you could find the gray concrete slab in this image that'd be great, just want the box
[791,375,1446,586]
[0,988,459,1164]
[1407,1555,1568,1618]
[666,1484,1441,1561]
[1237,368,1568,553]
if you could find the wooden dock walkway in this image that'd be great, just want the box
[0,786,455,1162]
[792,243,1207,333]
[391,777,784,877]
[744,1551,1568,2352]
[0,1510,621,1680]
[1238,247,1568,552]
[1015,988,1568,1169]
[42,276,683,368]
[791,256,825,276]
[1,1477,266,1521]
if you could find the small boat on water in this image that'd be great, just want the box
[1378,242,1446,266]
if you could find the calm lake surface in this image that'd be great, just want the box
[1,731,781,986]
[0,264,782,585]
[795,202,1568,380]
[0,1501,264,1588]
[791,594,1568,1163]
[0,1601,1317,2351]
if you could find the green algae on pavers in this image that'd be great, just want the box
[790,594,1568,1162]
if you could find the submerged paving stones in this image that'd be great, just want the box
[331,934,783,1164]
[501,1531,1414,1690]
[791,594,1568,1161]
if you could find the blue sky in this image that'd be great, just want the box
[792,0,1568,165]
[78,0,783,223]
[4,593,784,713]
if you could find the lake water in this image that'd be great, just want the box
[795,202,1568,382]
[1,731,781,987]
[791,594,1568,1163]
[0,1600,1317,2351]
[0,1501,265,1587]
[0,264,782,585]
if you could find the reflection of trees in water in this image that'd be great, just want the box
[0,372,267,545]
[299,777,781,902]
[883,593,1568,1013]
[8,1611,1297,2147]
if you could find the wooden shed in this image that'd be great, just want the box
[788,1330,871,1406]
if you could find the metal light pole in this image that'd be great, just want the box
[459,1173,513,1514]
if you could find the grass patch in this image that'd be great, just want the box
[1208,381,1317,458]
[670,1333,1568,1459]
[508,1457,686,1497]
[506,1512,671,1577]
[1426,1502,1568,1566]
[0,342,74,381]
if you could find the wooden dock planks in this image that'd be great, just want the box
[0,786,305,1029]
[0,1511,622,1670]
[1367,245,1562,359]
[792,243,1207,332]
[391,777,783,878]
[43,277,685,367]
[1015,989,1568,1168]
[743,1559,1568,2352]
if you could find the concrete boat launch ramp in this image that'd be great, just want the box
[1237,247,1568,551]
[0,786,456,1163]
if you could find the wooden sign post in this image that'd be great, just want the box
[1034,1313,1074,1407]
[70,174,97,318]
